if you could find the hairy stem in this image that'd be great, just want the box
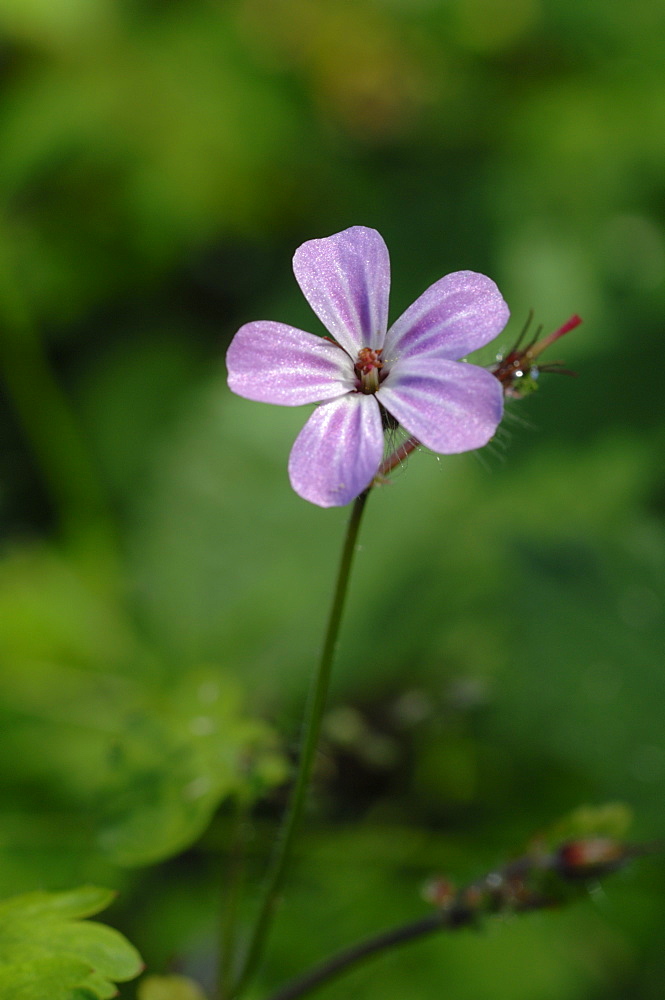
[379,435,421,477]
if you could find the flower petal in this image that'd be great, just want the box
[384,271,509,363]
[288,394,384,507]
[379,358,504,453]
[227,321,355,405]
[292,227,390,357]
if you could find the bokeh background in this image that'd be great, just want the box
[0,0,664,997]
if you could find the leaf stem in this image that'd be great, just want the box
[231,489,371,997]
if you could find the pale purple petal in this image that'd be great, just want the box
[383,271,509,363]
[292,227,390,357]
[288,394,384,507]
[379,358,504,453]
[227,321,355,406]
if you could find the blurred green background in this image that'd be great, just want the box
[0,0,663,997]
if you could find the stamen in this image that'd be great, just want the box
[355,348,384,394]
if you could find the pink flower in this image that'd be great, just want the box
[226,226,509,507]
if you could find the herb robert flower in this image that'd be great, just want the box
[226,226,509,507]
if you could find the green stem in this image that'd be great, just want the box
[218,798,251,999]
[232,489,371,996]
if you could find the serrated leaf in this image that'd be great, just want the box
[0,956,94,1000]
[0,886,143,1000]
[137,974,208,1000]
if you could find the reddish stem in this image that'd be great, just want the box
[378,435,421,477]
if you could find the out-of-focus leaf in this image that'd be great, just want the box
[0,885,142,999]
[0,4,307,327]
[137,974,208,1000]
[98,667,287,866]
[0,545,287,873]
[532,803,634,853]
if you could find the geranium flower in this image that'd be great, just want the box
[226,226,509,507]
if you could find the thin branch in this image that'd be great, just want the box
[263,837,652,1000]
[264,913,447,1000]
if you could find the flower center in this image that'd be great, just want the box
[355,347,384,394]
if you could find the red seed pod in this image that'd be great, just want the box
[492,313,581,398]
[557,837,625,878]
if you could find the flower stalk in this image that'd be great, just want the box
[231,489,371,996]
[223,228,591,1000]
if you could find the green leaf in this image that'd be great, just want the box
[531,803,634,854]
[0,885,142,999]
[0,886,116,923]
[137,974,208,1000]
[98,667,288,866]
[0,957,95,1000]
[0,544,287,874]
